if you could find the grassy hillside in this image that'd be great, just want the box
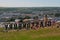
[0,28,60,40]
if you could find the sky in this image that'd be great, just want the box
[0,0,60,7]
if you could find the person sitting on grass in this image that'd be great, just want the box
[35,22,39,30]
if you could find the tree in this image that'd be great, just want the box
[24,16,31,19]
[6,18,15,22]
[33,16,38,20]
[55,13,60,17]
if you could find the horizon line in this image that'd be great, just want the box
[0,6,60,8]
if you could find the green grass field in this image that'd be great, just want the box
[0,27,60,40]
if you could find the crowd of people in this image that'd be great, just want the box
[4,20,52,31]
[4,15,60,31]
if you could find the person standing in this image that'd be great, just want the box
[18,22,22,30]
[14,23,17,30]
[40,21,44,28]
[26,22,30,30]
[9,23,13,30]
[48,20,51,26]
[31,22,34,29]
[4,24,8,32]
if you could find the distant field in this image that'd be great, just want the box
[0,27,60,40]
